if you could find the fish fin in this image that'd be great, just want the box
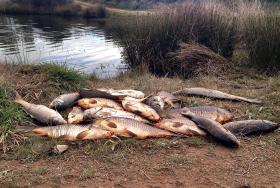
[14,91,23,103]
[61,135,76,141]
[124,128,138,137]
[92,118,104,125]
[99,112,111,116]
[32,128,48,136]
[172,122,184,128]
[76,130,91,140]
[107,122,117,128]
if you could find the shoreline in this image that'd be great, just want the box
[0,63,280,187]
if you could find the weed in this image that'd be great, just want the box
[0,85,28,152]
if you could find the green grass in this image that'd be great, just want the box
[0,85,28,152]
[31,63,87,90]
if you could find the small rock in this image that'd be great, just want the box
[49,145,69,155]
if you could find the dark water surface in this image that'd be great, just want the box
[0,15,127,78]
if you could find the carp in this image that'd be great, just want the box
[68,106,84,124]
[78,98,123,110]
[79,88,125,100]
[84,107,150,123]
[49,92,80,111]
[15,92,66,125]
[145,96,165,114]
[173,87,262,104]
[32,124,113,141]
[101,89,145,99]
[93,117,174,139]
[223,120,279,136]
[155,118,206,136]
[157,91,181,108]
[187,106,233,123]
[183,112,240,147]
[122,98,160,121]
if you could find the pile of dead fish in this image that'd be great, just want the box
[15,87,279,148]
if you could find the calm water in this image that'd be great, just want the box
[0,15,126,78]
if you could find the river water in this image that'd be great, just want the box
[0,15,127,79]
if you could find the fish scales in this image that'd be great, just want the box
[223,120,279,135]
[94,117,174,139]
[183,112,240,147]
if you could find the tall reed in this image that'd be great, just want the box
[238,1,280,71]
[119,0,237,77]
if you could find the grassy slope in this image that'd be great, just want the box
[0,63,279,187]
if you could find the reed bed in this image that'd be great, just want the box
[118,0,280,77]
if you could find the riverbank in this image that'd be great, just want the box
[0,63,280,187]
[0,0,107,18]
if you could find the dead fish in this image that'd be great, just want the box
[157,91,181,108]
[15,92,66,125]
[173,87,262,104]
[163,107,190,119]
[32,124,113,141]
[84,107,150,123]
[49,92,80,111]
[93,117,174,139]
[99,88,145,99]
[79,88,126,100]
[78,98,123,110]
[188,106,233,123]
[183,112,240,147]
[68,106,84,124]
[155,118,206,136]
[223,120,279,136]
[145,96,165,114]
[122,98,160,121]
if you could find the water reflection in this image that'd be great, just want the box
[0,15,126,78]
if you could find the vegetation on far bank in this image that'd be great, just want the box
[116,0,280,78]
[0,0,106,18]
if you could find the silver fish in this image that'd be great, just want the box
[32,124,113,141]
[223,120,279,136]
[99,89,145,99]
[173,87,262,104]
[49,92,80,111]
[15,92,66,125]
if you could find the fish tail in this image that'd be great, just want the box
[14,91,23,103]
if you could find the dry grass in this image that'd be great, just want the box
[117,0,237,77]
[169,42,229,77]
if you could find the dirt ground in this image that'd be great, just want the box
[0,64,280,188]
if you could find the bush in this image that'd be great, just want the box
[118,0,237,77]
[12,0,73,7]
